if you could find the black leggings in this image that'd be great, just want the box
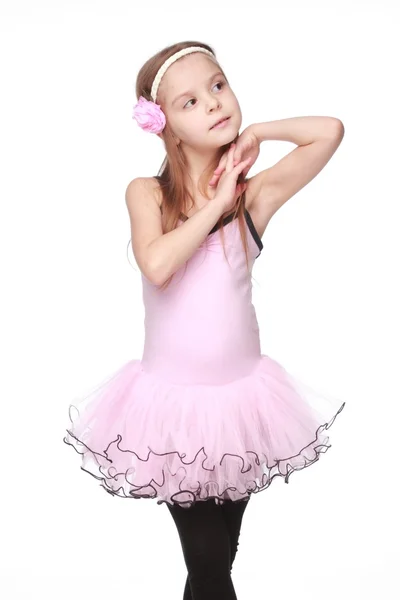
[166,496,251,600]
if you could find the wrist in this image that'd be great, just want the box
[251,122,269,143]
[210,194,228,215]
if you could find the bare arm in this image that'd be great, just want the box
[125,177,225,286]
[246,118,344,225]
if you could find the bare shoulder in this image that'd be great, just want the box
[125,176,163,211]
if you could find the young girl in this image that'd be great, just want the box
[64,41,346,600]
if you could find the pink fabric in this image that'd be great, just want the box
[64,216,345,508]
[132,96,166,134]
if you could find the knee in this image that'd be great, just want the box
[186,539,231,579]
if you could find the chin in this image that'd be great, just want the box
[223,131,239,147]
[217,126,240,148]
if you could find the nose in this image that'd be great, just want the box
[208,100,221,112]
[207,95,221,112]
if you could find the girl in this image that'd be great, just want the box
[64,41,346,600]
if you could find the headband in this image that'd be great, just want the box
[132,46,217,134]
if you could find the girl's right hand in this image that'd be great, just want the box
[212,143,252,213]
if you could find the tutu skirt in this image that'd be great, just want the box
[63,354,345,509]
[65,214,347,508]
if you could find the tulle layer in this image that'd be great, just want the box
[63,355,345,509]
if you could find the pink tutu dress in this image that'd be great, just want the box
[63,207,345,509]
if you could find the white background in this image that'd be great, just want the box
[1,1,399,599]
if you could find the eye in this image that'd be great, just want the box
[184,98,196,109]
[213,81,224,92]
[183,80,225,109]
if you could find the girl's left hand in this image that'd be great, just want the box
[209,126,261,187]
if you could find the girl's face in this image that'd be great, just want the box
[159,53,242,151]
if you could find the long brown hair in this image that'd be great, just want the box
[130,40,250,290]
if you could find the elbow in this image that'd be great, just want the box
[322,117,344,140]
[331,117,345,138]
[135,243,166,286]
[143,264,161,286]
[145,258,167,287]
[149,271,166,287]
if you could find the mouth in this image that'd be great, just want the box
[210,116,231,129]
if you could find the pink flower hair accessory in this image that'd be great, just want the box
[132,96,166,134]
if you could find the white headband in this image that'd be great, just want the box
[151,46,217,103]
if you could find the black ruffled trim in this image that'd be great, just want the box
[63,401,345,509]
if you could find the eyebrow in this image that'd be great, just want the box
[171,71,225,106]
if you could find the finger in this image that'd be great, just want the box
[226,143,236,172]
[235,182,247,197]
[213,160,226,175]
[210,143,236,185]
[234,157,252,173]
[211,152,246,185]
[209,166,224,186]
[211,149,230,181]
[234,141,247,165]
[214,151,229,173]
[233,146,246,166]
[209,168,224,186]
[242,160,253,178]
[233,150,241,166]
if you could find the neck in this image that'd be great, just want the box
[181,143,219,193]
